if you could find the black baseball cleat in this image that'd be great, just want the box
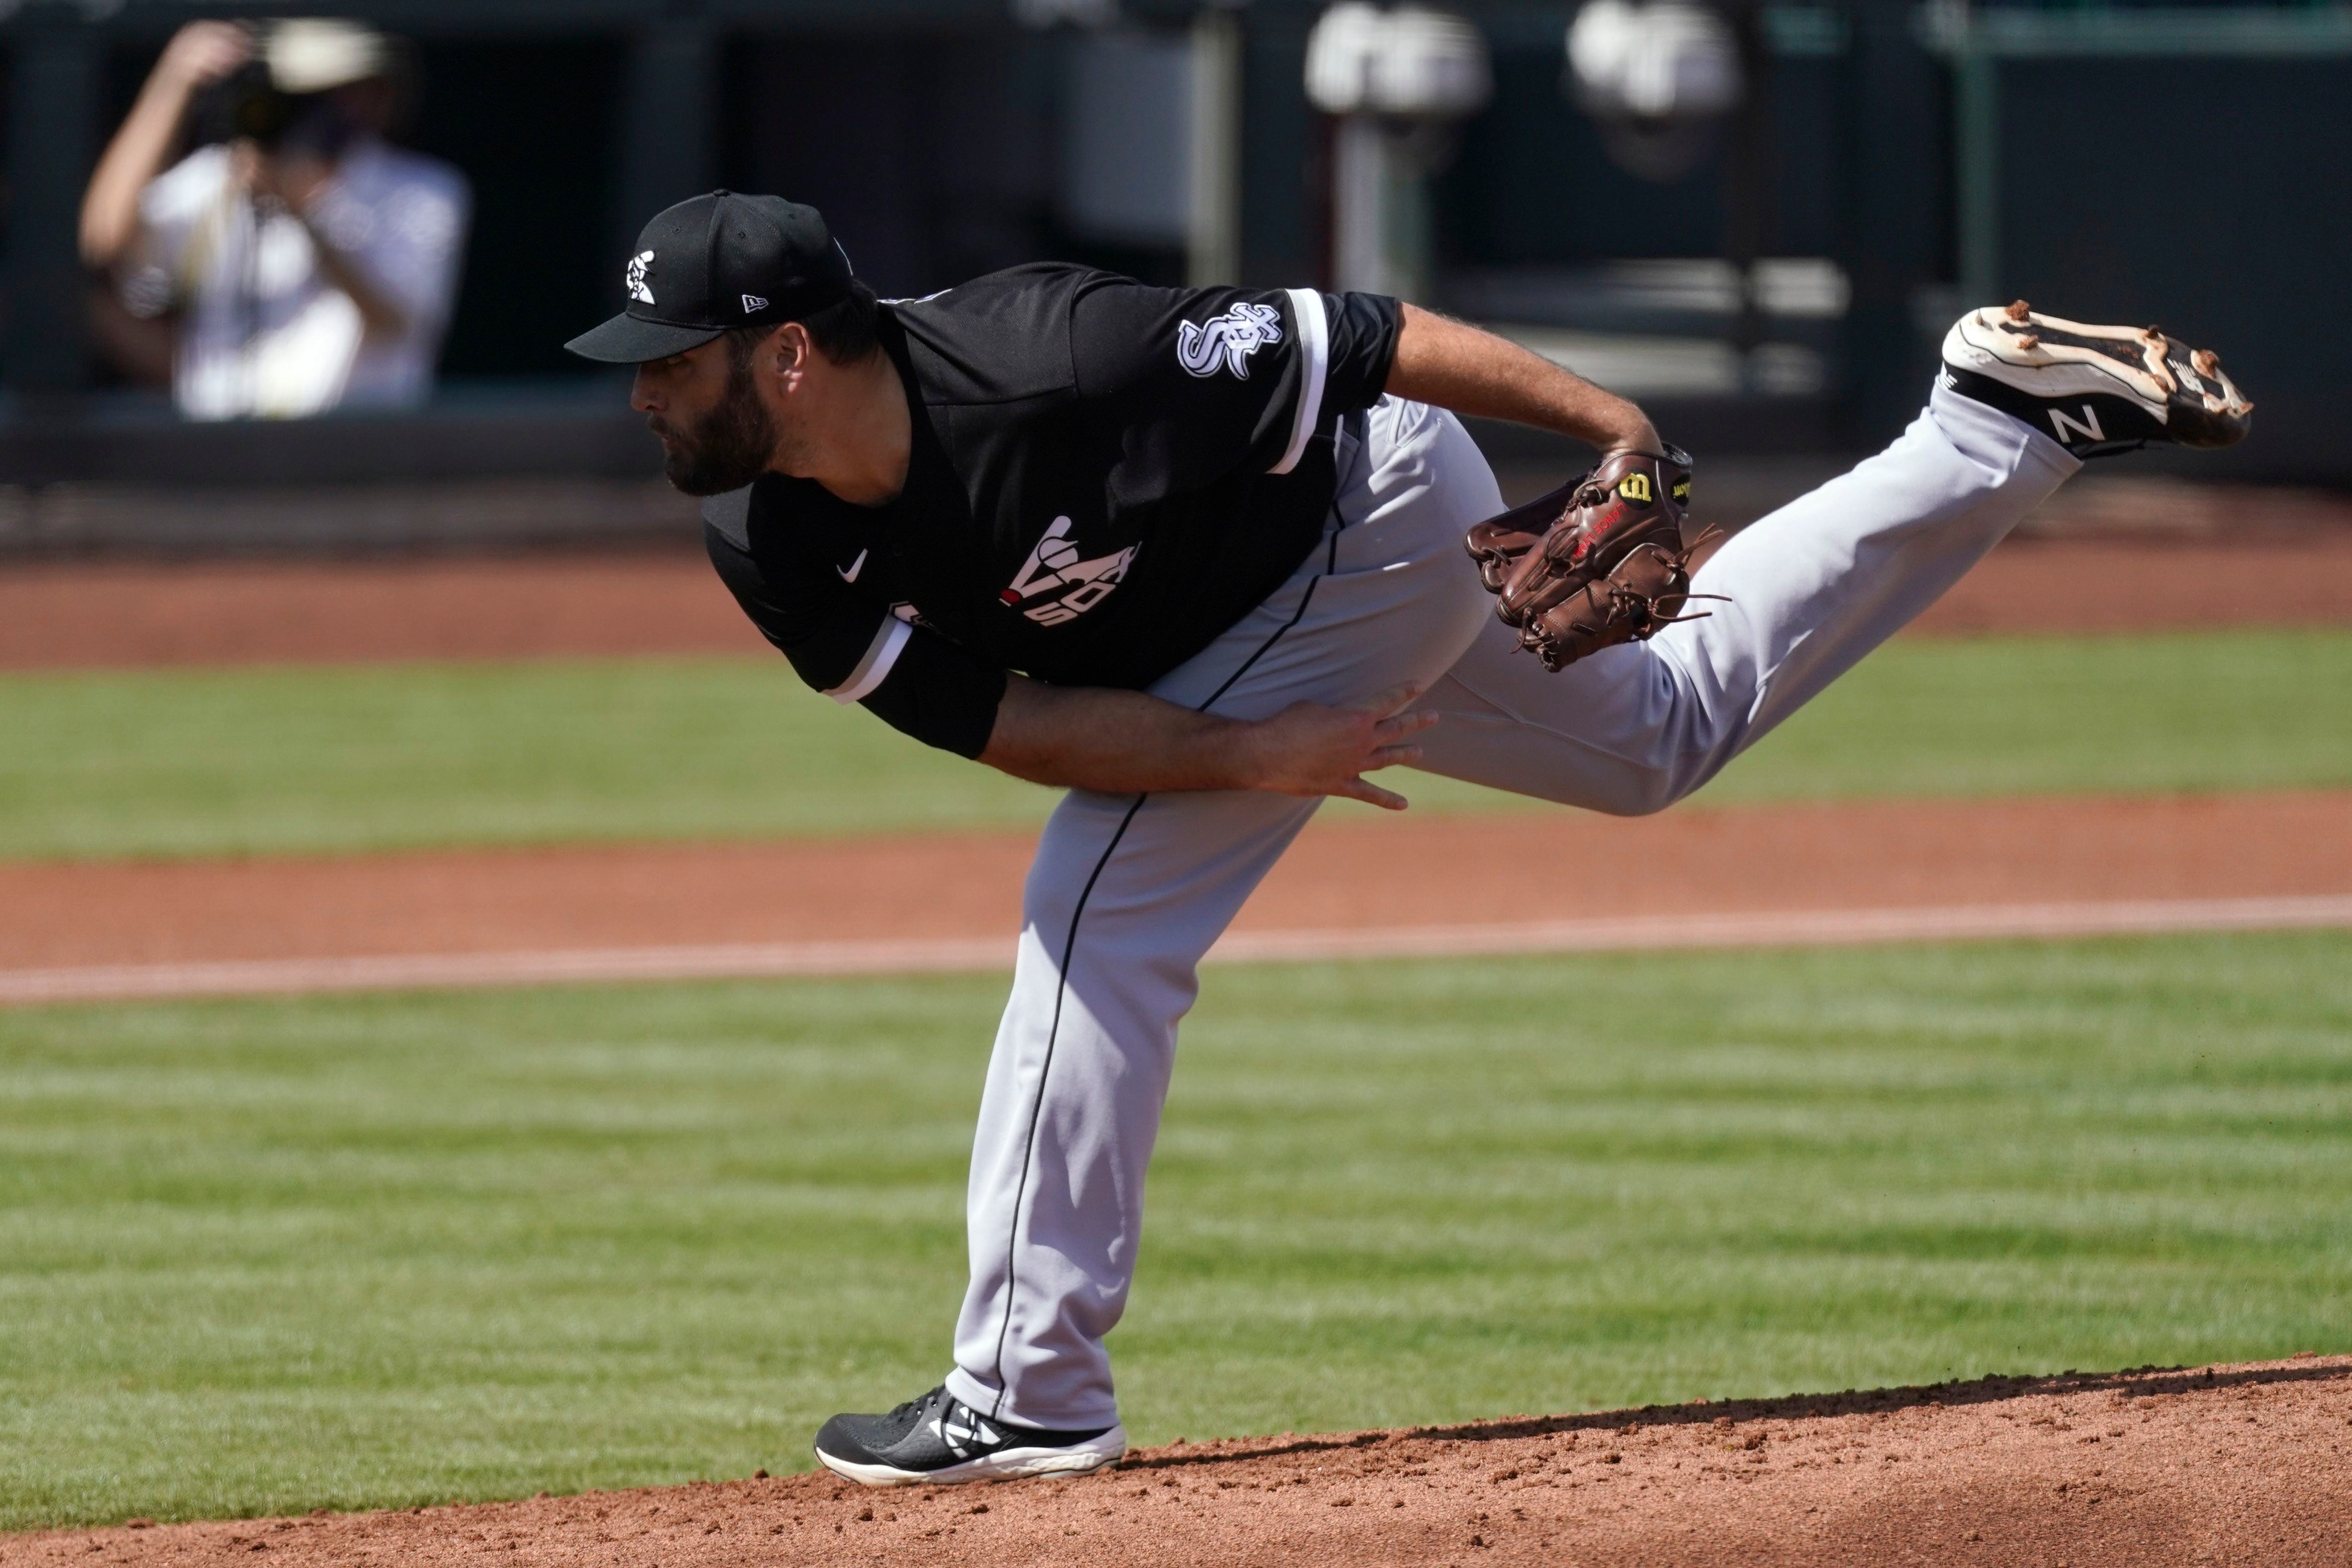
[812,1384,1127,1487]
[1940,300,2253,459]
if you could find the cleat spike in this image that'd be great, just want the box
[2015,333,2040,351]
[2192,348,2220,376]
[2004,299,2033,322]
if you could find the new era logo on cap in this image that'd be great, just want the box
[742,293,769,313]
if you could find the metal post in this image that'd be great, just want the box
[1840,0,1943,444]
[5,5,102,400]
[1237,11,1317,289]
[1954,26,2002,309]
[1330,114,1389,295]
[612,21,720,264]
[1382,133,1431,306]
[1721,0,1773,389]
[1188,5,1244,288]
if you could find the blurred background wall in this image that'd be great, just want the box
[2,0,2345,551]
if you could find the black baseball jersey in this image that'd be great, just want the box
[703,264,1402,758]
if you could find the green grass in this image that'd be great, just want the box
[4,931,2348,1527]
[2,630,2347,861]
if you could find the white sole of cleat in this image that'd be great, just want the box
[1942,303,2253,425]
[814,1424,1128,1487]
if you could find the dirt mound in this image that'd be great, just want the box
[8,1357,2342,1566]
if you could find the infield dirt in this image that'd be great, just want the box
[6,532,2352,671]
[8,1357,2344,1566]
[5,792,2349,973]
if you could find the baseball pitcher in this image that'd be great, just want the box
[566,192,2251,1487]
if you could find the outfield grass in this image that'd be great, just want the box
[2,630,2347,861]
[3,931,2347,1527]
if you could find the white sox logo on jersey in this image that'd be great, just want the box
[1176,301,1283,380]
[999,516,1138,626]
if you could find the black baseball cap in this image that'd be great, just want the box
[564,191,854,364]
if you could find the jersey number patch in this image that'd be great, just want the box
[1000,516,1139,626]
[1176,301,1284,380]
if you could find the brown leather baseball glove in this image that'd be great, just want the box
[1464,444,1719,671]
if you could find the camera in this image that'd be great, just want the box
[199,60,358,160]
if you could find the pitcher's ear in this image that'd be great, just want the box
[770,321,808,376]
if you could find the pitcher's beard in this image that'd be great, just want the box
[655,360,778,497]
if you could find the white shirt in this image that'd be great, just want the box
[126,138,470,420]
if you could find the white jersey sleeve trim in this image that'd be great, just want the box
[1271,288,1330,476]
[826,616,913,705]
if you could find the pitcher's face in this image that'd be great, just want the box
[632,338,777,498]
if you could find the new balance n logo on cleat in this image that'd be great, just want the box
[933,1411,999,1458]
[2047,405,2105,446]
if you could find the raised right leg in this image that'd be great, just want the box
[1413,380,2080,814]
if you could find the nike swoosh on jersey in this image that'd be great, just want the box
[837,548,868,583]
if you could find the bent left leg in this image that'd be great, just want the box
[1413,382,2080,814]
[944,399,1499,1432]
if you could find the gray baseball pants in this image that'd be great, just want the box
[941,384,2080,1431]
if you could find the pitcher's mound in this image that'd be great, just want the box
[10,1356,2345,1566]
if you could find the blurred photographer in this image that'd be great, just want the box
[79,19,470,419]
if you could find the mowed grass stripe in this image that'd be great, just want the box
[2,930,2347,1527]
[1,630,2347,861]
